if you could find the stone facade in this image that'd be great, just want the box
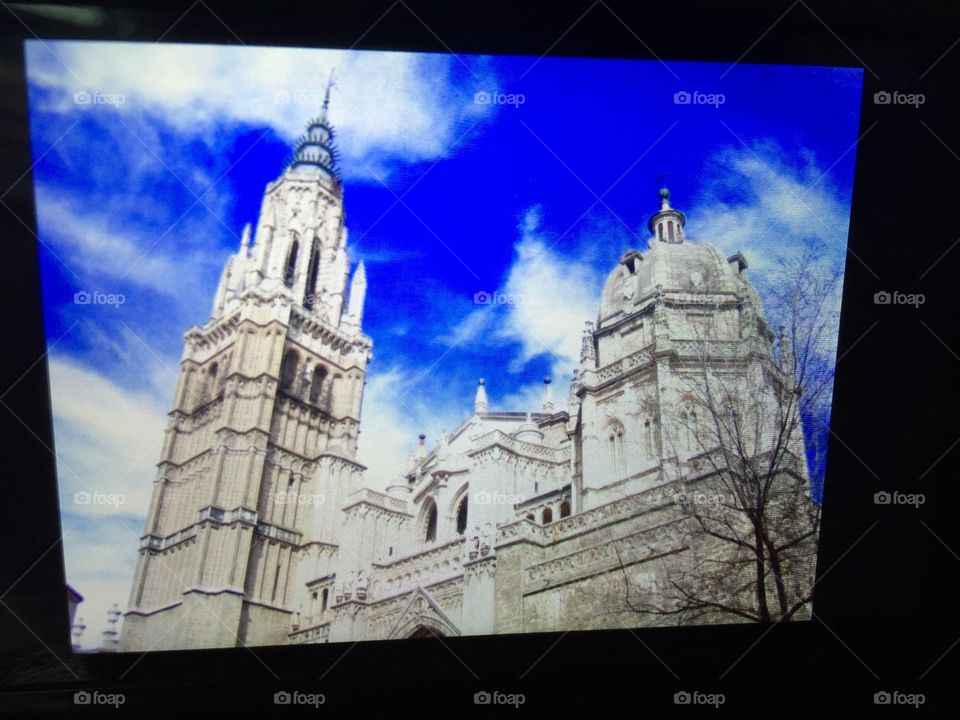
[121,106,816,651]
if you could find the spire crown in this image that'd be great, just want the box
[287,70,339,178]
[648,186,686,243]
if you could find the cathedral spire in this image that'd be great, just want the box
[288,70,339,178]
[474,378,488,414]
[647,186,686,243]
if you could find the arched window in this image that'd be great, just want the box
[303,240,321,309]
[424,501,437,543]
[218,355,230,395]
[321,588,328,612]
[681,406,698,453]
[657,223,664,242]
[560,501,571,518]
[205,362,219,402]
[456,497,468,535]
[526,514,535,522]
[542,507,553,524]
[284,237,299,288]
[309,365,327,404]
[280,349,299,391]
[608,420,625,477]
[668,220,675,241]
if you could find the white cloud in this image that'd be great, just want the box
[26,41,492,180]
[34,184,224,309]
[62,517,140,651]
[49,356,166,649]
[496,207,602,372]
[688,142,851,280]
[49,356,166,520]
[356,366,465,490]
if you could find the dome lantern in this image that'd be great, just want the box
[647,187,686,243]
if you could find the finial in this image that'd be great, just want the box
[659,186,672,211]
[474,378,489,414]
[542,377,554,413]
[322,68,335,119]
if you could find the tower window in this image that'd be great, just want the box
[658,223,664,242]
[205,362,219,402]
[284,238,300,288]
[309,365,327,404]
[668,221,675,241]
[681,407,698,453]
[560,501,571,518]
[608,420,625,477]
[644,419,654,459]
[280,349,299,391]
[456,497,468,535]
[542,507,553,524]
[321,587,328,612]
[303,240,321,309]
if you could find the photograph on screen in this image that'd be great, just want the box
[24,40,862,651]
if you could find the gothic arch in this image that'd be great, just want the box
[606,417,626,477]
[679,403,700,453]
[303,238,322,308]
[418,497,438,543]
[280,349,299,391]
[388,588,461,640]
[284,235,300,288]
[309,365,328,404]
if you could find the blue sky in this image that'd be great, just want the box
[24,40,862,648]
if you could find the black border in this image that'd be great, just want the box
[1,0,959,715]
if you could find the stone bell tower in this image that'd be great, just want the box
[122,82,373,650]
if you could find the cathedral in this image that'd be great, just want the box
[120,93,816,651]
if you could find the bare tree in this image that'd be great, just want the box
[618,239,839,625]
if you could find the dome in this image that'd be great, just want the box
[514,413,543,443]
[598,189,765,329]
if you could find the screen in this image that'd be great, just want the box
[25,40,862,652]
